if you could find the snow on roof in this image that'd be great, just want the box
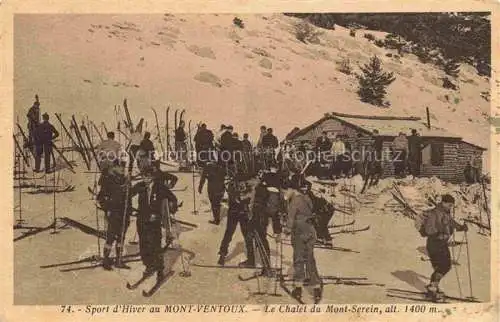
[332,113,461,138]
[288,112,486,149]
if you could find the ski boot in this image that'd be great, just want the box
[102,257,113,271]
[313,287,322,304]
[115,258,131,269]
[208,219,220,226]
[324,239,333,248]
[238,259,255,268]
[425,284,439,302]
[217,255,225,266]
[291,286,302,301]
[156,270,165,283]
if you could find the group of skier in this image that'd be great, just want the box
[20,98,476,303]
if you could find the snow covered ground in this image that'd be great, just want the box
[13,163,491,304]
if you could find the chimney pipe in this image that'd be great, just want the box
[426,107,431,129]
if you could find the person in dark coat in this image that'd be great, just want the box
[96,164,132,270]
[131,165,179,281]
[241,169,283,273]
[26,97,40,148]
[315,131,332,163]
[217,174,255,267]
[408,129,422,177]
[261,128,279,169]
[419,194,467,301]
[33,113,59,173]
[175,120,187,165]
[198,162,226,225]
[194,123,214,167]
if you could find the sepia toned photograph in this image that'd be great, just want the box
[11,11,493,309]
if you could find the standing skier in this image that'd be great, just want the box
[26,97,41,148]
[419,194,468,301]
[285,175,322,304]
[33,113,59,173]
[217,174,254,266]
[131,166,178,282]
[97,164,132,270]
[242,168,283,274]
[198,161,226,225]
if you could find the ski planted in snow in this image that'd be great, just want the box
[151,107,165,156]
[142,270,175,297]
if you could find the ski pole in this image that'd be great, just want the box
[464,230,474,300]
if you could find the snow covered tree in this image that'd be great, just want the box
[356,55,396,106]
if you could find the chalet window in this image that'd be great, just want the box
[430,143,445,166]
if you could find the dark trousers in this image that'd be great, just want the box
[393,150,407,177]
[408,156,421,177]
[314,212,333,241]
[218,204,253,258]
[208,189,224,222]
[292,223,320,287]
[427,238,451,283]
[137,218,164,272]
[248,215,271,267]
[34,142,53,172]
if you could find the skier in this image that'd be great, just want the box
[194,123,214,167]
[131,165,179,282]
[285,175,322,303]
[127,124,143,173]
[26,96,41,148]
[97,164,132,270]
[261,128,279,169]
[242,133,253,174]
[217,174,254,266]
[419,194,468,301]
[137,131,156,173]
[198,161,226,225]
[175,120,187,166]
[309,191,334,248]
[241,167,283,273]
[96,131,122,172]
[33,113,59,173]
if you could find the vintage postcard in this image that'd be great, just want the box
[1,0,499,321]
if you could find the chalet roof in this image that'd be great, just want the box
[288,112,486,150]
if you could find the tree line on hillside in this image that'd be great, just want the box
[286,12,491,77]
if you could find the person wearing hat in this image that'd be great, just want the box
[419,194,468,301]
[198,161,226,225]
[240,167,284,272]
[96,163,132,270]
[285,174,322,303]
[33,112,59,173]
[391,132,409,178]
[129,163,179,282]
[217,174,255,266]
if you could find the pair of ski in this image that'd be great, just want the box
[126,270,175,297]
[386,288,480,303]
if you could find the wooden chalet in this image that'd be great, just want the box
[286,112,486,183]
